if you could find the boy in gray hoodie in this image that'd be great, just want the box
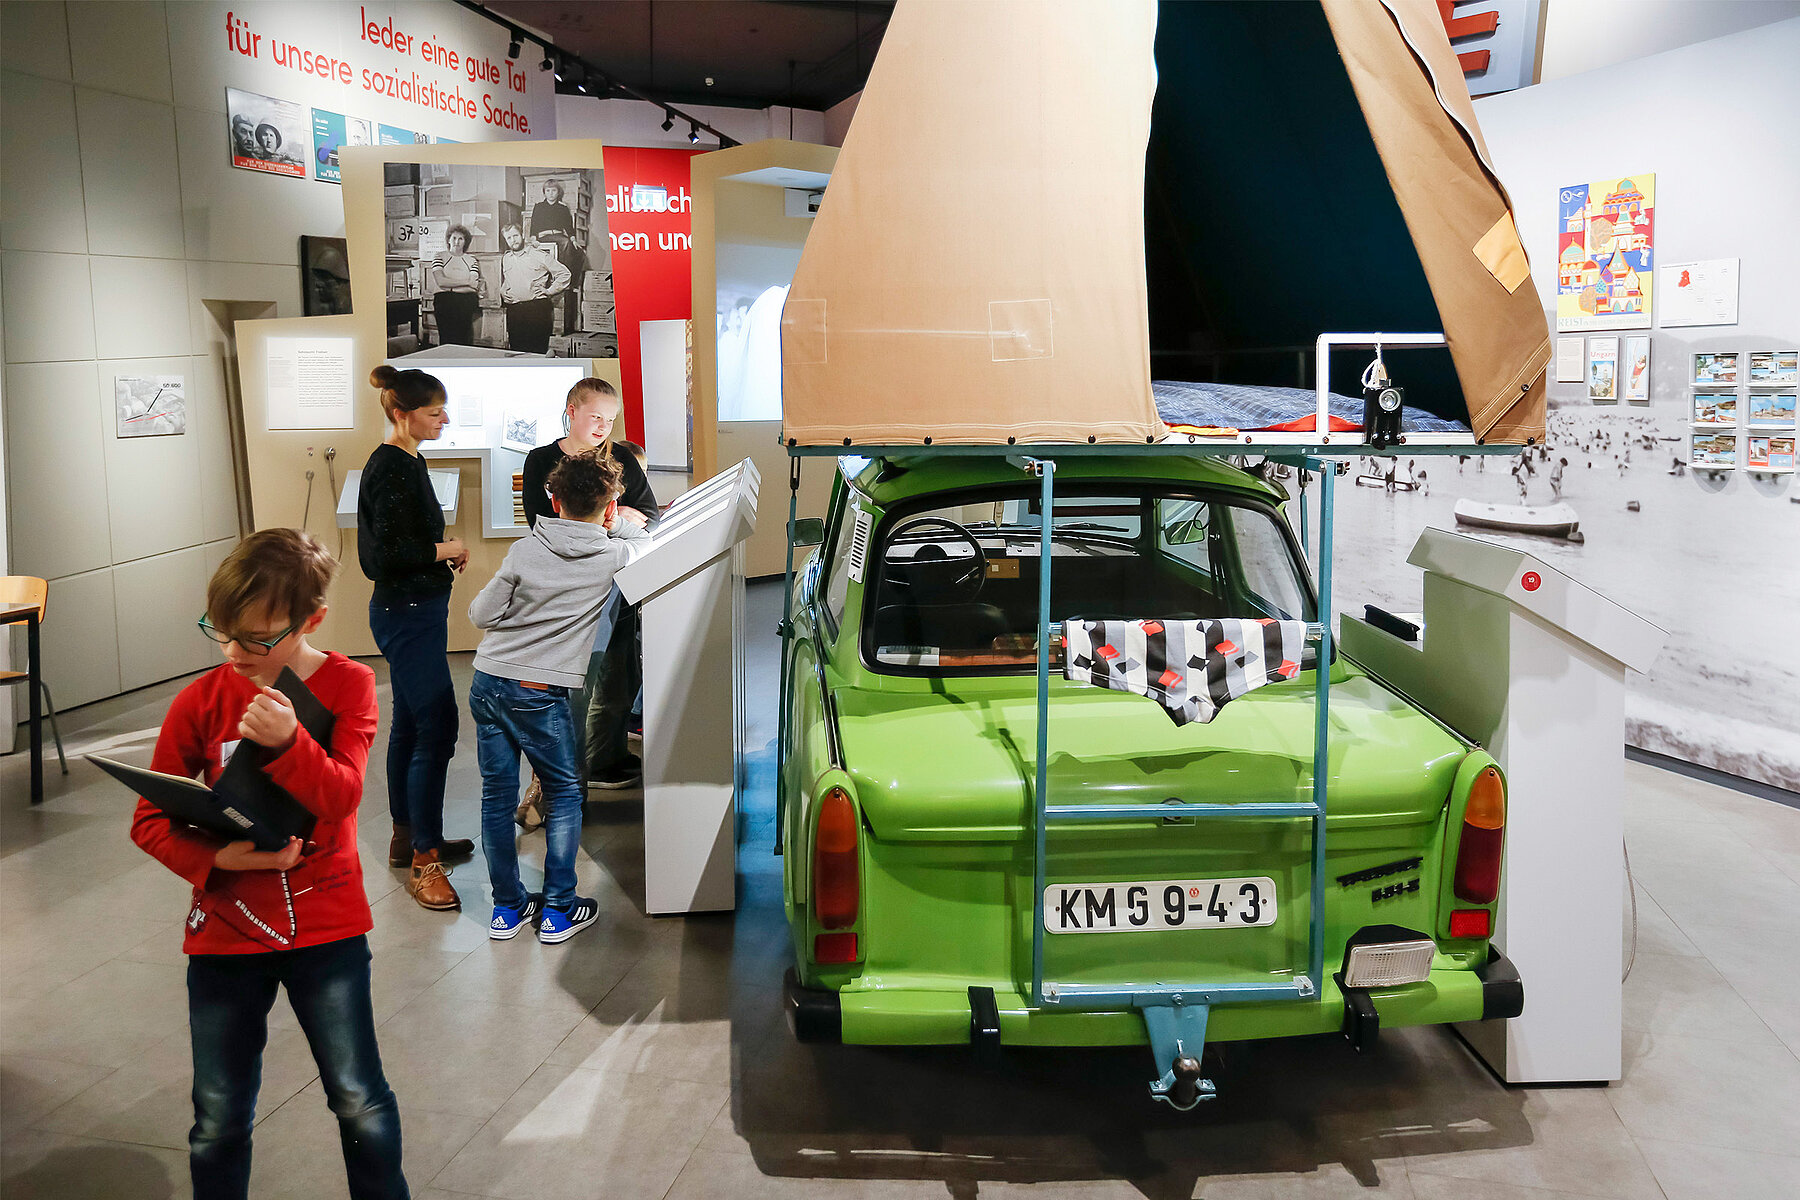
[467,452,649,943]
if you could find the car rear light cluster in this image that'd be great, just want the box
[1452,766,1506,906]
[812,786,861,962]
[1448,909,1491,939]
[1341,925,1436,988]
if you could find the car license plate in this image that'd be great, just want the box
[1044,877,1277,933]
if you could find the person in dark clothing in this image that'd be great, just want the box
[513,379,656,819]
[528,178,585,335]
[357,365,474,911]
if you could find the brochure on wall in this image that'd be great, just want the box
[1658,259,1740,327]
[1747,435,1795,471]
[1692,352,1739,386]
[1555,336,1584,383]
[1692,393,1737,426]
[1622,335,1650,401]
[227,88,308,178]
[1586,336,1618,401]
[114,375,187,437]
[266,337,354,430]
[1690,430,1737,469]
[1747,392,1796,427]
[1748,351,1798,387]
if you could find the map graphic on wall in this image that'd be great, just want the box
[114,375,186,438]
[1556,174,1655,331]
[226,88,307,178]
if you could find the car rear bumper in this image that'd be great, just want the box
[785,950,1523,1046]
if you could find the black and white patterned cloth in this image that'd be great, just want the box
[1063,618,1310,725]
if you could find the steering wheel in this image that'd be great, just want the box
[886,516,987,601]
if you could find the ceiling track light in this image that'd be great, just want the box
[660,112,675,132]
[540,48,554,71]
[688,121,701,144]
[507,28,522,59]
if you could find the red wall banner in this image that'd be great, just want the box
[602,146,702,443]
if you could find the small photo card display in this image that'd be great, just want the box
[1692,351,1739,386]
[1747,435,1795,471]
[1747,392,1796,428]
[1748,350,1798,387]
[1690,430,1737,469]
[1622,335,1650,401]
[1692,393,1737,426]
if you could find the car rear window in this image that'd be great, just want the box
[863,486,1315,673]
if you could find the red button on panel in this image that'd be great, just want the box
[1521,571,1542,592]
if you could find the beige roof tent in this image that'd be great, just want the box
[780,0,1550,449]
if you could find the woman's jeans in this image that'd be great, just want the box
[369,593,458,854]
[468,670,583,911]
[572,595,639,778]
[188,936,407,1200]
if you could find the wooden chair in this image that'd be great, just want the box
[0,576,67,775]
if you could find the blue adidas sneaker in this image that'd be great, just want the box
[489,893,545,940]
[538,897,599,944]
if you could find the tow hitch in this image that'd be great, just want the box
[1143,997,1216,1109]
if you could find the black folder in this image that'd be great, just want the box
[92,667,335,851]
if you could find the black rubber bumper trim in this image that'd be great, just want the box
[1475,946,1524,1020]
[968,985,1001,1066]
[784,968,842,1043]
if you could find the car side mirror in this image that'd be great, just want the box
[1164,516,1207,545]
[789,517,826,547]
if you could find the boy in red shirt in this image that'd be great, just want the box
[131,530,408,1200]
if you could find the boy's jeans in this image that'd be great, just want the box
[468,670,583,911]
[188,935,407,1200]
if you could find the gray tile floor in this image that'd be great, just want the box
[4,581,1799,1199]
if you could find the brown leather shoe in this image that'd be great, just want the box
[408,849,460,911]
[389,824,412,868]
[437,838,475,862]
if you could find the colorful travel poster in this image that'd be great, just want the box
[1623,335,1651,400]
[1693,352,1738,385]
[1748,436,1794,470]
[1748,392,1797,427]
[1587,336,1618,401]
[1749,351,1798,386]
[1691,430,1737,468]
[227,88,307,178]
[1556,174,1655,331]
[1693,393,1736,425]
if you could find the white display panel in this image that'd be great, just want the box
[267,338,354,429]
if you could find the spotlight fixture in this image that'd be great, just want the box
[507,28,522,59]
[661,112,674,132]
[540,49,554,71]
[688,121,700,144]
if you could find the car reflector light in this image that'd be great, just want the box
[814,932,858,963]
[1343,937,1437,988]
[1453,766,1506,905]
[1449,909,1491,939]
[813,786,860,929]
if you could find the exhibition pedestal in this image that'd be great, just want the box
[1339,528,1664,1085]
[615,460,761,915]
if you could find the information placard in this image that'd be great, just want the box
[267,337,355,429]
[1658,259,1739,328]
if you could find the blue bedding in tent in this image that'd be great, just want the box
[1153,380,1471,434]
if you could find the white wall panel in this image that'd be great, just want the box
[113,547,212,691]
[203,537,239,579]
[1,72,88,254]
[88,256,192,359]
[188,353,242,542]
[0,251,96,362]
[175,106,347,266]
[34,567,122,711]
[184,260,299,356]
[3,361,111,580]
[0,2,72,82]
[74,88,184,260]
[70,1,173,105]
[96,355,206,562]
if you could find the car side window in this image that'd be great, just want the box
[1217,505,1310,621]
[1155,498,1213,577]
[820,498,863,634]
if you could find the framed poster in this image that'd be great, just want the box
[1658,259,1740,328]
[1692,352,1739,386]
[227,88,307,178]
[1692,393,1736,426]
[1690,430,1737,469]
[1622,335,1650,401]
[301,235,351,316]
[114,375,186,437]
[1748,351,1798,387]
[1747,392,1796,428]
[1555,174,1654,331]
[1586,336,1618,401]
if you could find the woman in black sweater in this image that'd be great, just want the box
[518,379,656,804]
[357,365,473,911]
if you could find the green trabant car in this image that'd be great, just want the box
[778,451,1521,1107]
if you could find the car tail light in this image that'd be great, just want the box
[1449,909,1491,939]
[1341,925,1436,988]
[813,786,859,930]
[1453,766,1506,905]
[814,932,859,963]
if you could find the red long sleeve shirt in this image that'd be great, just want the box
[130,654,379,954]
